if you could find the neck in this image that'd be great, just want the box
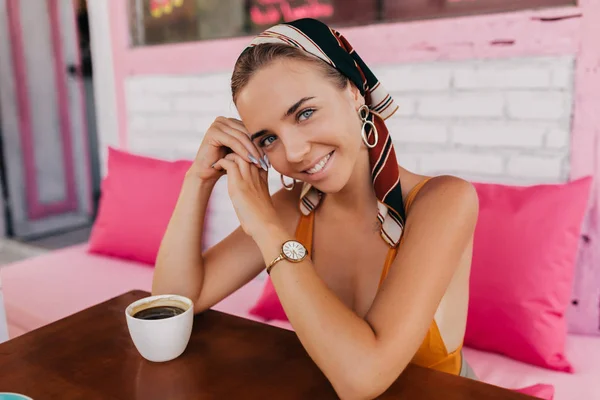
[324,148,378,216]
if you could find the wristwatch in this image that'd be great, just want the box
[266,240,308,275]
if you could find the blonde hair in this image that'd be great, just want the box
[231,43,349,103]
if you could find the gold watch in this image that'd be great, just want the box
[266,240,308,275]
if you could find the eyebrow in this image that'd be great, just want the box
[250,96,315,141]
[285,96,315,118]
[250,129,268,141]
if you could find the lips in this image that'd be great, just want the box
[304,151,334,175]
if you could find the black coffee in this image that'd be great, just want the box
[133,306,185,320]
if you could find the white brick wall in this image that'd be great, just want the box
[418,93,506,118]
[120,55,575,246]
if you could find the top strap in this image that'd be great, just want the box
[378,178,433,286]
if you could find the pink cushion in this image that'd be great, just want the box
[464,335,600,400]
[0,243,275,339]
[88,148,192,265]
[0,244,154,337]
[513,384,555,399]
[466,177,592,372]
[248,277,286,321]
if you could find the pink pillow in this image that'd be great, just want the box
[465,177,592,372]
[88,147,192,265]
[513,384,554,400]
[249,277,286,321]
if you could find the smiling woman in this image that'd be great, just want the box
[152,17,480,399]
[234,58,367,193]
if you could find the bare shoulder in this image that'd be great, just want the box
[409,175,479,228]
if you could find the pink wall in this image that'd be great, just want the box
[107,1,600,234]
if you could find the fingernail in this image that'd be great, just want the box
[248,154,259,166]
[263,154,271,168]
[259,159,268,172]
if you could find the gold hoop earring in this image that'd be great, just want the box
[280,174,296,191]
[358,105,378,149]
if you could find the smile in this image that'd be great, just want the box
[305,151,334,175]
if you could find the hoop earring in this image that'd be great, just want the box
[280,174,296,191]
[358,105,378,149]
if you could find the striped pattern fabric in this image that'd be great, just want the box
[246,18,405,247]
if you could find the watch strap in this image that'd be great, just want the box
[266,254,285,275]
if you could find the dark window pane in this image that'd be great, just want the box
[129,0,247,46]
[384,0,577,22]
[128,0,577,47]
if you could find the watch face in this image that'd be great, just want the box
[282,240,307,261]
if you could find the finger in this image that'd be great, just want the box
[212,158,241,182]
[251,156,270,186]
[211,127,260,168]
[259,162,269,183]
[225,118,267,162]
[215,120,265,168]
[222,142,266,174]
[226,117,249,132]
[224,153,252,181]
[226,118,255,143]
[211,161,226,172]
[248,154,262,181]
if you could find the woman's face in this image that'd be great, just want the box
[235,58,365,193]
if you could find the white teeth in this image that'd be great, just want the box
[306,153,331,174]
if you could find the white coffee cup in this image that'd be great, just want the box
[125,294,194,362]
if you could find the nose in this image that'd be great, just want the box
[281,133,310,164]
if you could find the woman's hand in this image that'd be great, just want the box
[188,116,268,184]
[213,153,281,239]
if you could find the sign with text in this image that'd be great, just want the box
[250,0,334,26]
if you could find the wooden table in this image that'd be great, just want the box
[0,290,535,399]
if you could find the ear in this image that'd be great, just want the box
[345,81,364,110]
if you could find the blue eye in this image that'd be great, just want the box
[298,109,314,121]
[259,135,277,148]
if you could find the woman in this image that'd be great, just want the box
[153,18,479,399]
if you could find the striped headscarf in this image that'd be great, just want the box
[244,18,405,247]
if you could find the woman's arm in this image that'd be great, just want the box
[152,173,213,302]
[255,176,479,400]
[153,172,301,313]
[153,116,286,312]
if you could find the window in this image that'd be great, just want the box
[128,0,576,47]
[384,0,576,21]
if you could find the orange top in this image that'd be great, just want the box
[294,178,463,375]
